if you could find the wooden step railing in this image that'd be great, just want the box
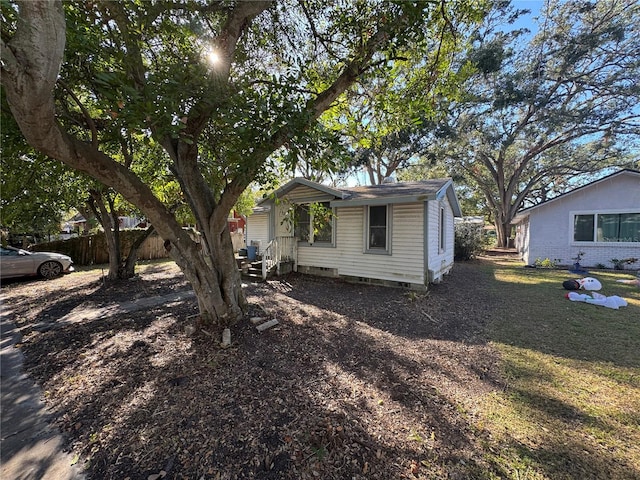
[261,236,297,280]
[261,239,276,280]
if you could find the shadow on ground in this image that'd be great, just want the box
[1,260,638,479]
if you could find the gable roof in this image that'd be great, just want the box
[258,177,462,216]
[513,169,640,223]
[261,177,347,202]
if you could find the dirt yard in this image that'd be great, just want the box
[2,258,508,479]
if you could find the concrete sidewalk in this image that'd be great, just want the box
[1,307,85,480]
[1,288,196,479]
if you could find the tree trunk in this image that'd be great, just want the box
[494,219,510,248]
[105,228,122,280]
[120,225,155,279]
[88,190,122,280]
[165,223,246,326]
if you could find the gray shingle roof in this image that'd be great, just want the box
[256,177,462,216]
[341,179,450,200]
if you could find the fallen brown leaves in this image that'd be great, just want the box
[2,261,504,479]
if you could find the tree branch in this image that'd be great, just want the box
[57,79,99,148]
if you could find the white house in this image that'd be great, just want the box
[245,177,462,289]
[512,169,640,268]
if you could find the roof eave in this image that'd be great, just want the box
[258,177,347,205]
[512,212,529,224]
[439,180,463,217]
[331,194,433,207]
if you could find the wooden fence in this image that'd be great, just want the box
[31,230,169,266]
[32,230,247,266]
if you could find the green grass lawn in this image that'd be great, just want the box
[477,260,640,479]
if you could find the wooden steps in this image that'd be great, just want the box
[237,256,294,282]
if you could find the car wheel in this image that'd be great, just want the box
[38,260,63,279]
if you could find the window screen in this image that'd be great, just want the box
[368,205,387,249]
[294,205,310,242]
[312,202,333,243]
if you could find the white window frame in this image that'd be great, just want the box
[365,204,391,254]
[295,202,335,247]
[570,208,640,244]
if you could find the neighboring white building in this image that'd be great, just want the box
[245,177,462,289]
[512,169,640,268]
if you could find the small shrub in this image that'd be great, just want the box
[454,223,484,260]
[483,229,497,248]
[610,257,638,270]
[534,257,559,268]
[595,263,606,269]
[571,251,586,268]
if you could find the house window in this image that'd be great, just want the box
[367,205,389,252]
[311,202,333,243]
[294,202,333,244]
[574,214,595,241]
[294,204,310,242]
[597,213,640,242]
[439,206,446,252]
[573,212,640,242]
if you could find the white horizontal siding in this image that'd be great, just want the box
[296,206,360,270]
[245,212,270,253]
[282,185,335,203]
[297,203,426,284]
[274,203,294,238]
[426,201,455,282]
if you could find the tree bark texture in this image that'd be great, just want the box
[87,190,122,281]
[1,1,246,325]
[2,0,410,326]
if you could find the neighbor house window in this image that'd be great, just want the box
[367,205,389,253]
[597,213,640,242]
[573,212,640,242]
[574,214,595,241]
[294,202,333,244]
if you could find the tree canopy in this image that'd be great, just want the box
[1,0,486,324]
[1,94,81,241]
[403,0,640,245]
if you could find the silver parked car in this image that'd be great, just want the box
[0,246,74,280]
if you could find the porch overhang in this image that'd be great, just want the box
[257,177,347,205]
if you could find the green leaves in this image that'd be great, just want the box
[413,0,640,245]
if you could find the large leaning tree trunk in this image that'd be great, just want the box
[1,2,247,324]
[2,1,427,326]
